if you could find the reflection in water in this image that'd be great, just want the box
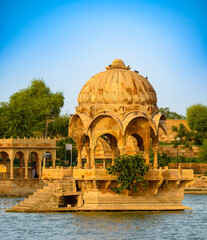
[0,195,206,240]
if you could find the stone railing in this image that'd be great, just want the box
[42,167,73,179]
[42,167,194,181]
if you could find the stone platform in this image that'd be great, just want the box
[7,167,194,212]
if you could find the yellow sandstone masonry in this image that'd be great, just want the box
[7,59,194,212]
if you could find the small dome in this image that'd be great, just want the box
[78,59,157,108]
[106,59,130,69]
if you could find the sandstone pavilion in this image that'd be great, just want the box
[8,59,194,212]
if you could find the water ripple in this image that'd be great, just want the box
[0,195,206,240]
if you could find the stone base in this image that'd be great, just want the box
[7,168,195,212]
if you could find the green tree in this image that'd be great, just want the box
[198,139,207,163]
[0,79,64,138]
[107,154,149,194]
[186,104,207,145]
[171,123,195,149]
[47,114,70,138]
[187,104,207,132]
[159,107,185,119]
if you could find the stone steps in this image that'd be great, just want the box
[7,178,77,212]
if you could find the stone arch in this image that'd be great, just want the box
[86,113,123,137]
[94,133,118,168]
[131,133,144,152]
[153,113,167,135]
[123,112,157,136]
[0,151,9,162]
[0,151,9,178]
[125,116,152,164]
[69,114,87,139]
[125,117,150,147]
[29,151,39,178]
[14,151,25,178]
[87,115,122,144]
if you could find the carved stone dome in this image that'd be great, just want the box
[78,59,157,107]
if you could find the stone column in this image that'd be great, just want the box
[52,158,56,169]
[19,157,23,178]
[38,158,42,178]
[103,159,106,169]
[118,137,125,155]
[9,149,15,180]
[90,147,95,169]
[112,149,116,165]
[24,150,29,179]
[10,158,14,179]
[52,150,56,169]
[153,136,159,169]
[153,148,158,169]
[119,146,125,155]
[145,149,150,165]
[77,145,83,168]
[85,142,90,168]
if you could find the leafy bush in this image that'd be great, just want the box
[158,153,172,167]
[204,171,207,176]
[107,154,149,194]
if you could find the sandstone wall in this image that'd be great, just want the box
[159,145,199,158]
[159,119,188,143]
[159,119,200,158]
[0,179,47,196]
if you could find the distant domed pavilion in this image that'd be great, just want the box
[69,59,166,168]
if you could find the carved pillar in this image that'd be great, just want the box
[10,159,14,179]
[9,150,14,179]
[119,146,124,155]
[103,159,106,169]
[53,150,56,168]
[90,147,95,169]
[25,150,29,179]
[77,145,83,168]
[112,149,116,165]
[153,136,159,169]
[85,139,90,168]
[145,149,150,165]
[19,157,23,178]
[38,158,42,178]
[153,148,158,169]
[85,144,90,168]
[52,159,55,169]
[118,136,125,155]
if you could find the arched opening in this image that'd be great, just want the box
[95,133,118,168]
[125,116,151,164]
[132,134,144,152]
[14,151,24,179]
[0,151,9,179]
[29,152,39,178]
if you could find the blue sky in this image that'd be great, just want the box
[0,0,206,115]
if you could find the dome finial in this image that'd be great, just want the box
[105,59,131,70]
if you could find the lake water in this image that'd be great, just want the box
[0,194,206,240]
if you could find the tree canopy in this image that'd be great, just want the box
[159,107,185,119]
[187,104,207,133]
[0,79,64,138]
[47,114,70,138]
